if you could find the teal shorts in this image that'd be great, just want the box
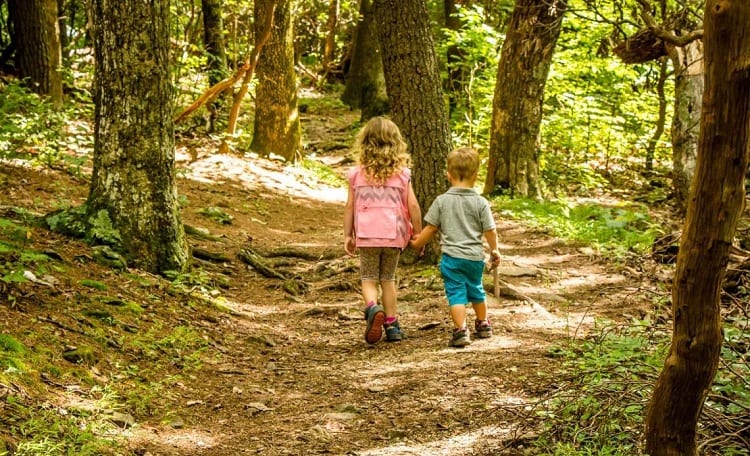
[439,254,486,306]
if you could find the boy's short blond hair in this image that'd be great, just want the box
[447,147,479,181]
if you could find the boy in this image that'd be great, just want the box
[410,147,500,347]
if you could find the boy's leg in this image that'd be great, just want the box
[471,301,493,338]
[472,301,487,321]
[467,260,492,338]
[449,303,467,329]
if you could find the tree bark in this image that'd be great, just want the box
[644,56,668,172]
[340,0,389,120]
[251,0,301,162]
[444,0,466,114]
[322,0,339,73]
[669,39,704,214]
[8,0,63,108]
[88,0,189,274]
[374,0,453,263]
[201,0,228,133]
[482,0,566,199]
[644,0,750,453]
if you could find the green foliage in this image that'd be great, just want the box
[540,0,673,195]
[5,393,123,456]
[439,4,502,150]
[86,210,122,246]
[0,219,52,288]
[198,206,233,225]
[45,206,122,247]
[493,196,663,259]
[299,156,345,187]
[530,321,664,454]
[0,79,92,175]
[0,334,27,373]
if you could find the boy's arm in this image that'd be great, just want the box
[406,183,422,234]
[410,224,438,250]
[344,186,356,256]
[484,228,501,266]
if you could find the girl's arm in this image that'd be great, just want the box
[410,224,439,250]
[344,186,356,256]
[406,183,422,234]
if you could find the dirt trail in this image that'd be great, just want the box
[123,145,650,456]
[0,106,653,456]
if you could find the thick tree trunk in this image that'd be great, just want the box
[644,1,750,454]
[374,0,452,263]
[201,0,228,133]
[669,39,704,214]
[88,0,189,274]
[251,0,301,162]
[340,0,389,120]
[8,0,63,108]
[482,0,566,199]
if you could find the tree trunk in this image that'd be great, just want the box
[444,0,465,114]
[669,39,703,214]
[374,0,452,263]
[8,0,63,108]
[644,1,750,454]
[482,0,566,199]
[251,0,301,162]
[322,0,339,73]
[201,0,228,133]
[340,0,389,120]
[88,0,189,274]
[644,56,668,172]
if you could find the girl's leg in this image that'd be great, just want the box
[361,280,379,306]
[379,248,401,319]
[380,280,397,318]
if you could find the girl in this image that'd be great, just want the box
[344,117,422,344]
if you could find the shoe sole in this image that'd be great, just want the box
[475,332,492,339]
[450,337,471,347]
[365,310,385,344]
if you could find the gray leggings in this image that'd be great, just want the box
[359,247,401,281]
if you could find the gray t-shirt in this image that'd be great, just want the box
[424,187,496,261]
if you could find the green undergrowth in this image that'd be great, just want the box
[492,196,663,260]
[523,318,750,455]
[0,80,92,176]
[1,241,231,454]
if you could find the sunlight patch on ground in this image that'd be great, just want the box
[554,271,626,290]
[128,426,219,453]
[492,301,593,332]
[357,424,512,456]
[178,152,346,203]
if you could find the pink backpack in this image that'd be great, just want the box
[348,166,413,248]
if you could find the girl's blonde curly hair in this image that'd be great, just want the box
[354,116,411,183]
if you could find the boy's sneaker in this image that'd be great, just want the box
[450,327,471,347]
[475,319,493,339]
[364,305,385,344]
[384,320,403,342]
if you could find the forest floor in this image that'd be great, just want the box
[0,97,663,455]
